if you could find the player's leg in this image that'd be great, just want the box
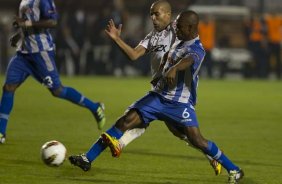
[30,51,105,129]
[69,109,143,171]
[69,92,160,171]
[102,121,148,157]
[101,92,163,157]
[164,121,222,175]
[184,126,243,183]
[0,84,18,144]
[0,53,30,143]
[50,86,105,129]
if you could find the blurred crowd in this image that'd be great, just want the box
[0,0,282,79]
[244,13,282,79]
[198,12,282,79]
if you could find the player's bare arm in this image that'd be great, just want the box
[164,57,194,87]
[14,16,57,29]
[105,19,146,61]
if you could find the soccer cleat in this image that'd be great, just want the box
[228,169,244,184]
[69,154,91,171]
[0,133,6,144]
[101,132,121,158]
[210,159,222,175]
[93,103,106,130]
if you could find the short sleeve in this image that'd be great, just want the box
[40,0,58,20]
[138,31,153,50]
[183,46,205,65]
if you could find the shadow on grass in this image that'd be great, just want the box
[126,149,203,161]
[126,149,282,168]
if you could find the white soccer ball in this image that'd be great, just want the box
[40,140,67,166]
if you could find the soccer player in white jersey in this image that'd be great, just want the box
[0,0,105,144]
[69,10,244,184]
[104,0,221,175]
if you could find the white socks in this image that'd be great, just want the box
[119,128,146,149]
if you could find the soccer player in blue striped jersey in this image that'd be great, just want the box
[104,0,222,175]
[0,0,105,144]
[69,10,244,184]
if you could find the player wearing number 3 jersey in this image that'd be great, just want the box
[0,0,105,144]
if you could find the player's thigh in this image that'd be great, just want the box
[29,51,62,90]
[116,109,143,131]
[126,92,163,125]
[162,102,199,128]
[164,121,186,139]
[4,53,30,86]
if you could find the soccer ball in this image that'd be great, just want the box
[40,140,67,166]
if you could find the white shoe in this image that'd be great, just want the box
[0,133,6,144]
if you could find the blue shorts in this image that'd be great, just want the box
[128,92,199,127]
[5,51,61,90]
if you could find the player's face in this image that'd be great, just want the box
[175,15,188,40]
[150,5,170,32]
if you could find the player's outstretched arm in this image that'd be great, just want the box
[105,19,146,61]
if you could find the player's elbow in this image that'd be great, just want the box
[129,55,138,61]
[128,53,140,61]
[49,20,57,28]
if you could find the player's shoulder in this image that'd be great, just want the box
[182,38,205,59]
[187,38,205,52]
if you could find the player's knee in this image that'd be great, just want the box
[115,110,141,131]
[3,84,18,92]
[188,136,208,151]
[50,86,63,97]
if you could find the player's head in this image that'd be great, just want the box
[175,10,199,41]
[150,0,172,32]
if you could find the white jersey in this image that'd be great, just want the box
[17,0,57,53]
[138,23,180,80]
[153,36,205,105]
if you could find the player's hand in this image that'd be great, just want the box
[9,32,21,47]
[105,19,122,40]
[164,67,177,88]
[13,16,26,28]
[13,16,32,28]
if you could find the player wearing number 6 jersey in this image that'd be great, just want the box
[0,0,105,144]
[69,10,243,184]
[104,0,221,175]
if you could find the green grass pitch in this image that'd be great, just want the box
[0,76,281,184]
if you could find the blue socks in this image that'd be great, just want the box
[205,141,239,172]
[58,87,99,112]
[86,126,124,162]
[0,91,14,135]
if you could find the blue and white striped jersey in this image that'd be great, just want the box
[153,36,205,106]
[17,0,58,53]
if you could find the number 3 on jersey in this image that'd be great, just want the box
[43,76,53,88]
